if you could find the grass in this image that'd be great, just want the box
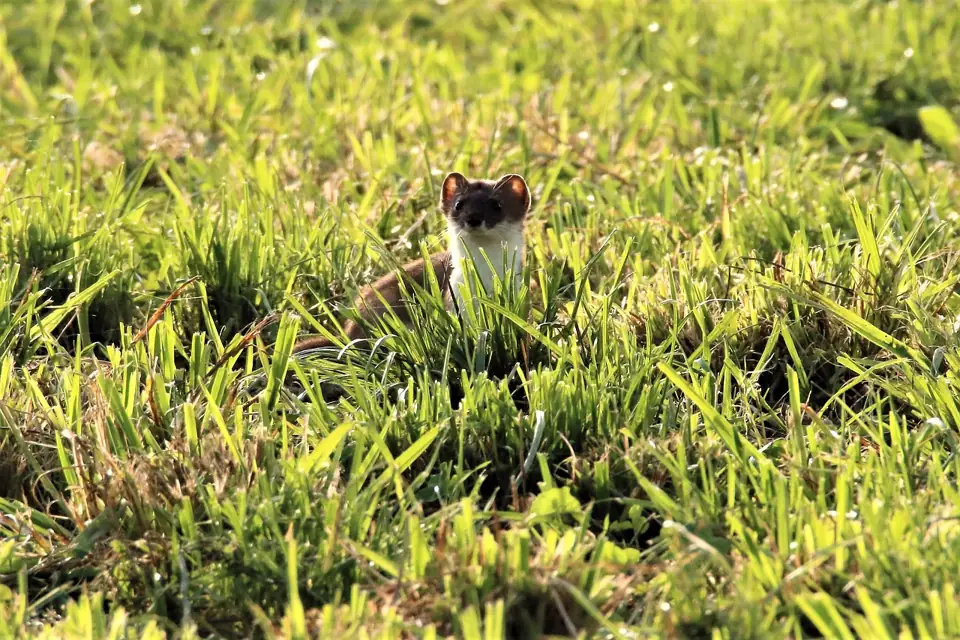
[1,0,960,637]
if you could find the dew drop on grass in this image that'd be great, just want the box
[129,4,142,15]
[200,25,213,36]
[830,96,848,109]
[662,81,674,92]
[316,36,337,50]
[648,22,660,33]
[659,602,671,612]
[904,47,914,58]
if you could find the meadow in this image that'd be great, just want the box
[2,0,960,637]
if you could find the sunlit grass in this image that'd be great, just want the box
[2,0,960,637]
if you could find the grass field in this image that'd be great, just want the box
[2,0,960,637]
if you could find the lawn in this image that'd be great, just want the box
[2,0,960,637]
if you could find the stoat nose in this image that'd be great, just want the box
[465,214,484,228]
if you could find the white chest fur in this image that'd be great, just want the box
[447,221,524,308]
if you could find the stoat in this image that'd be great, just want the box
[294,172,530,352]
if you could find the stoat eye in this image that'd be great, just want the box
[454,199,464,212]
[491,200,502,211]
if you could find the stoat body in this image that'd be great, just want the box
[447,217,524,308]
[294,172,531,352]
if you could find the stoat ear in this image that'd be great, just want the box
[494,174,531,214]
[441,172,467,210]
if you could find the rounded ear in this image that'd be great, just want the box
[441,172,467,209]
[494,174,531,213]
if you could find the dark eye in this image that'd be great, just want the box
[454,200,464,212]
[491,200,502,211]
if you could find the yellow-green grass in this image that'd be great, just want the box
[2,0,960,637]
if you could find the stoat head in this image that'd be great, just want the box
[440,172,531,235]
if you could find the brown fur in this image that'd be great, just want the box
[293,251,452,352]
[441,173,530,227]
